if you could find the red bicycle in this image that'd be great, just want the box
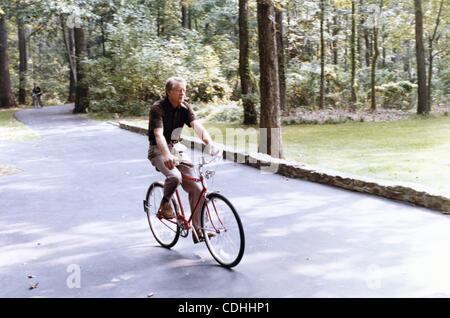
[143,157,245,268]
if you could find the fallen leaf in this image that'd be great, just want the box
[27,275,35,279]
[147,292,154,298]
[29,282,39,290]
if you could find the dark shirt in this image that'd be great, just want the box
[32,87,42,96]
[148,97,196,145]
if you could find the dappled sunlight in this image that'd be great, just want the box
[290,255,367,280]
[0,218,150,270]
[38,124,117,139]
[256,200,450,296]
[0,180,59,193]
[396,223,450,296]
[235,190,345,220]
[165,258,208,269]
[243,251,292,265]
[0,221,50,237]
[91,159,148,166]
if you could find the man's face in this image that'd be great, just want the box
[168,82,186,106]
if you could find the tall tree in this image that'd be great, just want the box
[427,0,444,111]
[257,0,283,158]
[319,0,325,109]
[73,26,89,113]
[68,27,76,103]
[239,0,257,125]
[350,0,357,104]
[276,7,287,114]
[0,13,15,108]
[370,1,383,111]
[61,15,77,103]
[17,16,27,104]
[181,1,188,28]
[360,0,371,67]
[156,0,166,36]
[332,14,339,65]
[414,0,428,114]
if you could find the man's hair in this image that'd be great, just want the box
[165,77,187,96]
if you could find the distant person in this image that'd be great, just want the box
[32,86,43,108]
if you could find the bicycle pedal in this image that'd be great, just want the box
[179,225,189,237]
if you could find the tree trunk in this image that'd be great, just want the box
[319,0,325,109]
[61,16,77,103]
[157,1,166,36]
[371,27,379,111]
[276,8,287,114]
[73,27,89,114]
[351,0,357,104]
[257,0,283,158]
[332,15,338,65]
[68,27,76,103]
[239,0,257,125]
[100,17,106,57]
[181,2,188,28]
[0,15,15,108]
[356,2,361,67]
[404,40,412,80]
[427,0,444,111]
[364,31,371,67]
[18,18,27,105]
[428,38,433,110]
[359,0,366,67]
[370,1,383,111]
[157,3,161,36]
[188,7,192,29]
[414,0,428,114]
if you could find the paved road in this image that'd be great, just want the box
[1,104,450,298]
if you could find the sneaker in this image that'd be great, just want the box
[192,231,216,244]
[156,201,175,220]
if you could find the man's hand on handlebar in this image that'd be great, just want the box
[207,142,223,158]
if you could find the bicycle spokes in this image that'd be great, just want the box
[201,193,245,268]
[145,182,180,248]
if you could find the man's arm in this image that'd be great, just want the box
[154,128,176,170]
[191,120,222,156]
[191,120,213,145]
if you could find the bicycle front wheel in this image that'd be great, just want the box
[144,182,180,248]
[201,193,245,268]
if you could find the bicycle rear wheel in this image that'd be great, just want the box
[201,193,245,268]
[144,182,180,248]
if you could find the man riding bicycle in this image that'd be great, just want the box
[147,77,221,243]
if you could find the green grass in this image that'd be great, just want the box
[200,116,450,195]
[0,109,39,141]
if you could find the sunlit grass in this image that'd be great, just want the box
[201,116,450,195]
[0,109,39,142]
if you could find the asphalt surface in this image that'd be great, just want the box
[1,104,450,298]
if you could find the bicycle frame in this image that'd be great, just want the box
[162,161,222,241]
[174,173,208,236]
